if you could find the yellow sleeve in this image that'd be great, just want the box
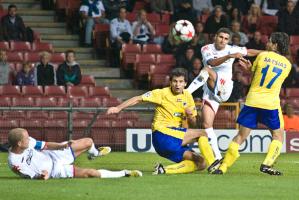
[187,92,197,117]
[251,53,263,72]
[141,89,163,105]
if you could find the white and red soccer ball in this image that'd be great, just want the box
[172,20,195,42]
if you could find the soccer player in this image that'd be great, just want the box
[8,128,142,180]
[107,68,218,175]
[212,32,291,175]
[187,28,261,160]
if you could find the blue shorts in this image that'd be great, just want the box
[152,127,192,163]
[237,105,283,130]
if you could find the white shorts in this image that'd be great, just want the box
[202,73,233,113]
[47,146,75,178]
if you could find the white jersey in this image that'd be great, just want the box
[201,44,247,79]
[8,137,53,179]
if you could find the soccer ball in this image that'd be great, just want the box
[172,20,195,42]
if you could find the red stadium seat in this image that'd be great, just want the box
[111,119,134,128]
[0,41,10,51]
[118,112,139,121]
[91,129,113,146]
[121,43,142,70]
[67,86,89,98]
[27,111,49,119]
[260,16,278,35]
[49,111,68,119]
[50,53,65,63]
[33,31,41,42]
[133,120,152,128]
[102,97,121,107]
[32,42,54,53]
[146,13,161,25]
[290,36,299,45]
[44,120,67,142]
[133,1,145,11]
[3,111,26,119]
[161,14,170,25]
[6,52,23,62]
[10,41,31,52]
[22,86,44,97]
[44,86,66,97]
[0,119,19,128]
[142,44,162,54]
[156,54,176,66]
[155,24,170,37]
[134,54,156,85]
[286,88,299,98]
[20,120,44,140]
[0,97,11,106]
[88,86,110,97]
[73,112,94,120]
[126,12,137,23]
[80,97,102,107]
[0,85,21,97]
[35,97,57,107]
[24,52,40,63]
[57,97,80,107]
[149,73,169,89]
[94,24,110,49]
[149,64,173,74]
[80,75,95,87]
[12,97,34,107]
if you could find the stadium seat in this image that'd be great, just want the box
[80,75,96,87]
[155,24,170,37]
[44,120,67,142]
[0,119,19,128]
[31,42,54,53]
[12,97,35,107]
[156,54,176,66]
[149,73,169,89]
[80,97,102,107]
[49,111,68,119]
[3,111,26,119]
[91,129,113,146]
[133,1,145,11]
[161,14,170,25]
[133,120,152,128]
[22,86,44,97]
[6,52,23,62]
[50,53,65,63]
[102,97,121,107]
[33,31,41,42]
[142,44,162,54]
[113,129,126,147]
[44,86,66,97]
[20,120,44,140]
[10,41,31,52]
[27,111,49,119]
[260,16,278,35]
[67,86,89,98]
[126,12,137,23]
[57,97,80,107]
[146,13,161,25]
[134,54,156,83]
[286,98,299,109]
[0,85,21,97]
[286,88,299,98]
[290,36,299,45]
[121,43,142,70]
[0,97,11,106]
[24,52,40,63]
[94,24,110,49]
[35,97,57,107]
[88,86,110,97]
[73,112,94,120]
[72,119,89,139]
[149,64,173,75]
[118,112,139,121]
[0,41,10,51]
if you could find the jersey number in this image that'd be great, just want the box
[259,65,282,89]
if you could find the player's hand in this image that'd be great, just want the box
[239,57,252,70]
[106,107,121,115]
[40,170,49,180]
[185,107,194,119]
[229,53,243,59]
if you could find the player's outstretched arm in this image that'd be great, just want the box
[185,107,197,127]
[107,95,143,114]
[207,53,243,67]
[44,141,72,150]
[247,49,263,57]
[239,57,252,71]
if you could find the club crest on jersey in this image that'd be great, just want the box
[177,98,182,102]
[143,91,151,97]
[174,112,183,117]
[183,102,187,106]
[220,78,226,85]
[26,149,33,165]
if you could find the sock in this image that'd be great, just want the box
[262,140,282,166]
[219,141,240,173]
[164,160,197,174]
[97,169,126,178]
[187,69,209,94]
[198,136,216,166]
[205,128,222,160]
[88,143,99,157]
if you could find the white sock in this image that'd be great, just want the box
[97,169,126,178]
[88,143,99,156]
[205,127,222,160]
[187,69,209,94]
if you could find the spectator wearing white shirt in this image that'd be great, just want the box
[192,0,213,15]
[110,7,132,67]
[80,0,109,47]
[132,9,155,45]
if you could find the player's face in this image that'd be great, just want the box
[170,76,187,95]
[19,131,30,149]
[215,32,230,50]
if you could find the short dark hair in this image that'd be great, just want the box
[8,4,17,10]
[216,27,231,38]
[270,32,289,56]
[65,49,75,57]
[170,68,188,82]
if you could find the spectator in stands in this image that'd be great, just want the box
[173,0,197,25]
[277,0,299,35]
[162,24,182,55]
[230,21,248,46]
[35,52,56,86]
[110,7,132,67]
[227,71,246,102]
[1,4,26,41]
[231,33,242,46]
[16,62,35,86]
[150,0,174,15]
[190,22,207,58]
[204,5,228,39]
[245,31,265,50]
[231,0,252,15]
[211,0,230,12]
[102,0,127,20]
[227,7,242,25]
[176,46,195,71]
[132,9,155,45]
[80,0,109,47]
[188,57,203,99]
[0,50,11,85]
[192,0,213,16]
[260,0,282,16]
[242,4,262,36]
[56,50,82,86]
[283,103,299,131]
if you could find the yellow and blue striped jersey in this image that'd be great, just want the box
[245,51,291,109]
[141,87,197,133]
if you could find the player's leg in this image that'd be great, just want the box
[202,103,222,160]
[74,166,142,178]
[187,66,217,93]
[70,138,111,158]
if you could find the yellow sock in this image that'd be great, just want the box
[164,160,197,174]
[262,140,282,166]
[219,141,240,173]
[198,136,215,166]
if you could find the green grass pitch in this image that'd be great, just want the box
[0,152,298,200]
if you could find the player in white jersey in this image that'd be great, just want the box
[8,128,142,180]
[187,28,261,161]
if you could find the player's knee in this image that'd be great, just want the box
[202,122,212,129]
[84,138,93,148]
[84,169,99,178]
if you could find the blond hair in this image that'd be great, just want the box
[8,128,26,147]
[247,4,261,23]
[39,51,51,59]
